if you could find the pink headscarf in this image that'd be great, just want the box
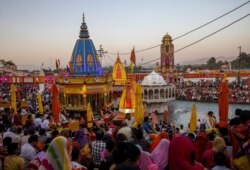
[137,151,158,170]
[151,139,170,170]
[169,136,204,170]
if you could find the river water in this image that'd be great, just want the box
[163,100,250,129]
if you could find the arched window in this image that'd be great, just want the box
[168,88,171,98]
[154,89,159,99]
[160,89,164,99]
[166,89,169,98]
[144,90,148,99]
[149,90,153,99]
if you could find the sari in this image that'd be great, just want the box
[149,132,168,152]
[151,139,170,170]
[169,136,204,170]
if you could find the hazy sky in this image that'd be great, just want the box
[0,0,249,70]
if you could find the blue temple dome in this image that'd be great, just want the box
[69,14,103,76]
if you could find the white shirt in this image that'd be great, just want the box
[34,118,42,127]
[40,119,49,129]
[20,143,36,168]
[125,117,135,127]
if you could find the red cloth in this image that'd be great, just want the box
[169,136,204,170]
[201,149,215,169]
[218,81,229,127]
[194,135,212,162]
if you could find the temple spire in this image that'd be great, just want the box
[79,13,90,39]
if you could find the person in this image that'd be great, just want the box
[40,116,51,130]
[92,130,106,167]
[151,139,170,170]
[206,111,216,129]
[169,136,205,170]
[142,116,154,134]
[20,134,38,169]
[73,129,89,149]
[99,140,115,170]
[137,150,158,170]
[201,136,230,170]
[71,147,87,170]
[4,142,25,170]
[124,113,135,128]
[151,110,159,129]
[194,135,212,162]
[149,132,168,152]
[34,114,42,129]
[211,152,230,170]
[39,136,72,170]
[134,129,150,152]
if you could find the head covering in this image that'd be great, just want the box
[74,129,89,149]
[213,136,226,153]
[39,136,71,170]
[194,135,212,162]
[169,136,204,170]
[151,139,170,170]
[149,132,168,152]
[137,150,158,170]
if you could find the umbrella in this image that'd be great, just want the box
[37,92,44,113]
[134,83,144,126]
[51,84,60,123]
[189,103,197,132]
[10,84,17,112]
[86,103,94,129]
[119,81,136,114]
[218,76,229,128]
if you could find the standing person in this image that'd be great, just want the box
[163,110,168,123]
[92,130,106,167]
[4,143,25,170]
[20,134,38,169]
[206,111,216,129]
[124,113,135,128]
[151,110,159,129]
[40,116,51,130]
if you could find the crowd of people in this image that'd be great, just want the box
[175,79,250,104]
[0,104,249,170]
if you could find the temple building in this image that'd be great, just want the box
[141,71,175,113]
[56,14,113,114]
[160,33,175,83]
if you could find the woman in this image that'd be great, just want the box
[169,136,204,170]
[201,136,230,170]
[39,136,71,170]
[149,132,168,152]
[137,151,158,170]
[151,139,170,170]
[73,129,89,149]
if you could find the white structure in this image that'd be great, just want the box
[141,71,175,112]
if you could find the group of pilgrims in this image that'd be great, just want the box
[0,105,249,170]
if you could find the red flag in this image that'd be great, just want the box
[130,47,136,66]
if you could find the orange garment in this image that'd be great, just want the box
[149,132,168,152]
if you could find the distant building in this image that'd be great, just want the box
[160,33,174,83]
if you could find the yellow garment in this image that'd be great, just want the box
[4,155,25,170]
[189,103,197,132]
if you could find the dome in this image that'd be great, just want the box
[162,33,172,43]
[69,14,103,76]
[112,55,127,85]
[141,71,167,86]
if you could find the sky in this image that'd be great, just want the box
[0,0,249,70]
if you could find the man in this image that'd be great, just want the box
[20,134,38,168]
[124,113,135,128]
[4,143,25,170]
[91,130,106,167]
[40,116,51,130]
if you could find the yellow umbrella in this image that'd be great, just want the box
[10,84,17,112]
[37,92,44,113]
[189,103,197,132]
[119,81,136,114]
[134,83,144,126]
[87,103,94,129]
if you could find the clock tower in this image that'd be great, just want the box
[160,33,174,83]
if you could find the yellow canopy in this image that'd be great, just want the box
[119,81,136,114]
[37,92,44,113]
[10,84,17,112]
[189,103,197,132]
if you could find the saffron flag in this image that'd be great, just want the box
[130,47,136,73]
